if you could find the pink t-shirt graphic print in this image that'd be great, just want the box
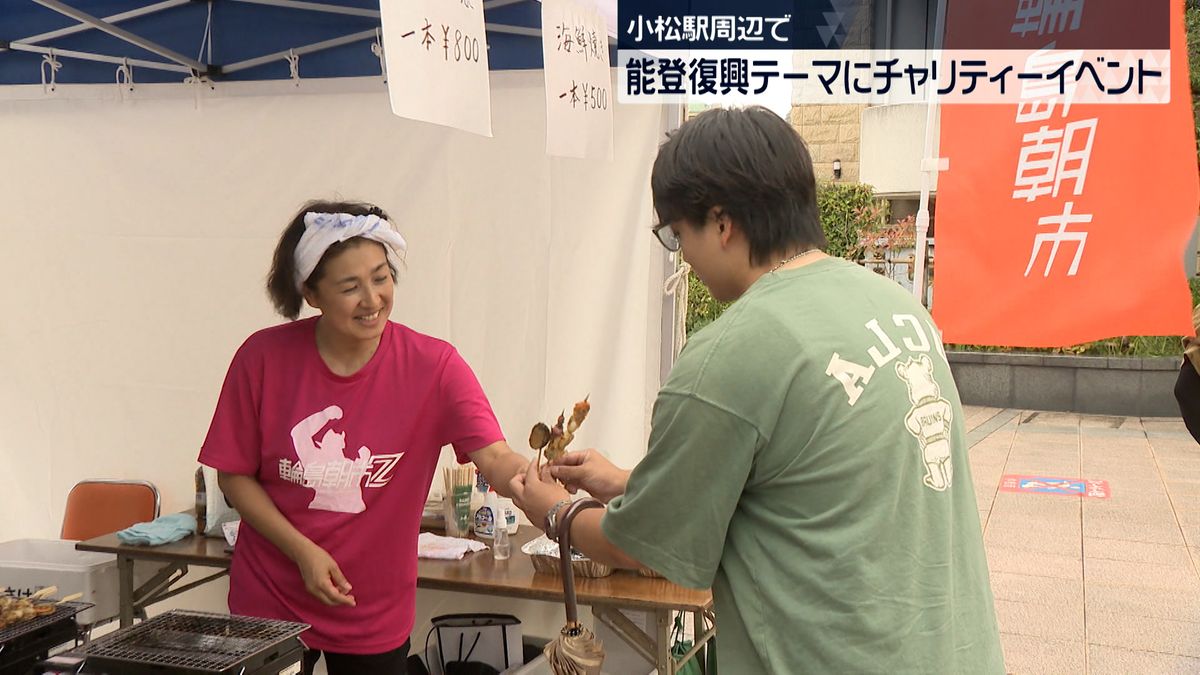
[199,318,504,654]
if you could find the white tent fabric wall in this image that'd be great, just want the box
[0,69,667,543]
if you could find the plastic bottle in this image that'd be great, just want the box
[499,496,519,535]
[469,468,488,532]
[475,487,501,539]
[492,522,511,560]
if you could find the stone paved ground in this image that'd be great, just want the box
[964,407,1200,674]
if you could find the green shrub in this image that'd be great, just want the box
[685,270,729,335]
[1189,4,1200,164]
[815,182,883,259]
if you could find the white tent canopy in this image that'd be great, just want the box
[0,70,674,540]
[0,69,677,646]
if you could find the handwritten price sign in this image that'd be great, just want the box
[381,0,492,136]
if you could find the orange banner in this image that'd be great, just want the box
[933,0,1198,347]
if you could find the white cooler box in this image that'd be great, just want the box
[0,538,162,625]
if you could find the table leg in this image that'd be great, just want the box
[655,609,671,675]
[592,605,712,675]
[591,605,656,665]
[118,554,134,628]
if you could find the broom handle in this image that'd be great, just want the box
[557,498,605,626]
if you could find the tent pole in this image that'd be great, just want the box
[3,0,188,51]
[4,41,191,74]
[31,0,207,73]
[222,29,378,74]
[660,103,687,382]
[228,0,380,19]
[913,0,948,307]
[486,24,541,38]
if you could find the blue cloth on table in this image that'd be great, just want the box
[116,513,196,546]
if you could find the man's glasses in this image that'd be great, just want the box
[652,222,680,252]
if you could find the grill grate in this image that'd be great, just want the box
[74,610,308,671]
[0,601,93,645]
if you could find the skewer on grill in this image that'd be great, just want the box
[0,587,75,628]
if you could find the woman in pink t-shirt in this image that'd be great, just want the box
[199,200,528,675]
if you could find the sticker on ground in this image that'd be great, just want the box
[999,475,1110,499]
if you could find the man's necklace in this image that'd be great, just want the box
[769,248,820,273]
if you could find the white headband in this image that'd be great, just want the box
[294,212,408,292]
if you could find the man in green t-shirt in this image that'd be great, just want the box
[510,106,1004,673]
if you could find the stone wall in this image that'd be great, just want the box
[790,104,866,184]
[947,352,1182,417]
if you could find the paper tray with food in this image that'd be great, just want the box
[520,535,613,579]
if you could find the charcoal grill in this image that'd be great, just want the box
[63,610,308,675]
[0,600,93,675]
